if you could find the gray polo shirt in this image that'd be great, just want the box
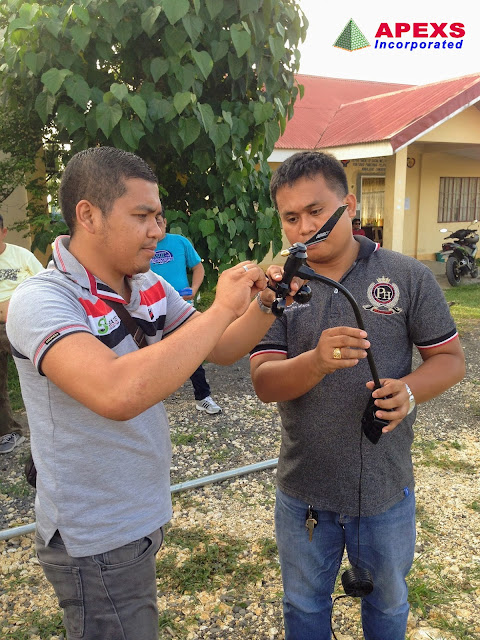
[251,237,458,516]
[7,236,195,556]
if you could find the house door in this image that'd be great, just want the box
[360,176,385,244]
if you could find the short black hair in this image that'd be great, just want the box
[270,151,348,209]
[353,218,361,223]
[59,147,158,234]
[0,214,3,229]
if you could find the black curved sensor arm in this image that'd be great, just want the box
[270,242,388,443]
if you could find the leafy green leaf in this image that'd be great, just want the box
[230,26,251,58]
[178,117,201,148]
[96,102,123,137]
[24,51,46,74]
[173,91,193,115]
[199,218,215,237]
[205,0,223,20]
[110,83,129,102]
[120,119,145,150]
[191,50,213,81]
[34,91,55,124]
[164,25,189,53]
[211,40,229,62]
[182,14,204,43]
[70,25,91,51]
[227,52,244,80]
[268,35,285,63]
[150,58,169,83]
[141,6,162,37]
[209,123,230,149]
[65,75,91,110]
[207,234,219,253]
[253,101,273,125]
[41,68,73,95]
[72,5,90,26]
[192,150,211,173]
[115,20,132,46]
[196,103,215,133]
[264,120,280,154]
[127,94,147,122]
[57,104,85,134]
[239,0,262,17]
[162,0,189,25]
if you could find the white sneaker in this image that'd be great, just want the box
[0,432,26,454]
[195,396,222,414]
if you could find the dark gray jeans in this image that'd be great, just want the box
[36,528,164,640]
[0,322,22,437]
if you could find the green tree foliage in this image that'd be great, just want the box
[0,0,307,281]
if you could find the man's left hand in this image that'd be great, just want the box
[365,378,413,433]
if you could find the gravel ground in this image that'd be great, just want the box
[1,326,480,639]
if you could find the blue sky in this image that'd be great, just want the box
[297,0,479,85]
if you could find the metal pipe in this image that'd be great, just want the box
[0,458,279,541]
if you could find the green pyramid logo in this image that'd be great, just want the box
[333,19,370,51]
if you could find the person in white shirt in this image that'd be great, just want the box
[0,214,44,453]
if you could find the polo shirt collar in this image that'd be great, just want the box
[51,235,144,306]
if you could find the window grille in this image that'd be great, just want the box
[438,177,480,223]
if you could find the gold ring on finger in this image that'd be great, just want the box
[333,347,342,360]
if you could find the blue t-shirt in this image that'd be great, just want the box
[150,233,201,292]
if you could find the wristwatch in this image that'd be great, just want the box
[405,383,416,415]
[256,293,273,314]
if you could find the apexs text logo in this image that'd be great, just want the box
[334,19,465,52]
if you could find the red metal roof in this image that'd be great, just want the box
[277,74,480,152]
[275,75,412,150]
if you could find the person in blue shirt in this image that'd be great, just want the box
[150,210,221,414]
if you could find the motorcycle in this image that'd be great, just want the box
[440,220,479,287]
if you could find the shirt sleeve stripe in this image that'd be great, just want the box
[415,330,458,349]
[250,345,288,359]
[163,306,196,334]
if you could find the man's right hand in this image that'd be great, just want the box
[211,262,268,320]
[312,326,370,376]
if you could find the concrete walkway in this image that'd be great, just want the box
[421,259,480,290]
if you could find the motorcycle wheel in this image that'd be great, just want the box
[446,256,462,286]
[471,266,479,278]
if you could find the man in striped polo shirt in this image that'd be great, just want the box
[6,147,279,640]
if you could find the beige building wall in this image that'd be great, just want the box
[416,152,480,259]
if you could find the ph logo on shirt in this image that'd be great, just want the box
[151,250,174,265]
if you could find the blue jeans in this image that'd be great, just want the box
[36,528,163,640]
[275,488,416,640]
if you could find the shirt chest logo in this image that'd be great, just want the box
[363,277,402,315]
[151,250,174,265]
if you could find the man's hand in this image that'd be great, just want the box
[312,326,370,377]
[265,264,303,306]
[365,378,412,433]
[212,261,268,320]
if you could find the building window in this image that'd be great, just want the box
[438,177,480,223]
[361,176,385,227]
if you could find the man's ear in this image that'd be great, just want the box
[345,194,357,220]
[75,200,101,234]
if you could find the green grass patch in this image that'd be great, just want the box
[157,525,274,595]
[7,355,24,411]
[0,476,32,498]
[0,610,64,639]
[444,284,480,333]
[407,561,458,617]
[468,499,480,512]
[412,439,476,474]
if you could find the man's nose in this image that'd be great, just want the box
[299,216,317,237]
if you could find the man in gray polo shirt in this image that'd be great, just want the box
[6,147,280,640]
[250,152,465,640]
